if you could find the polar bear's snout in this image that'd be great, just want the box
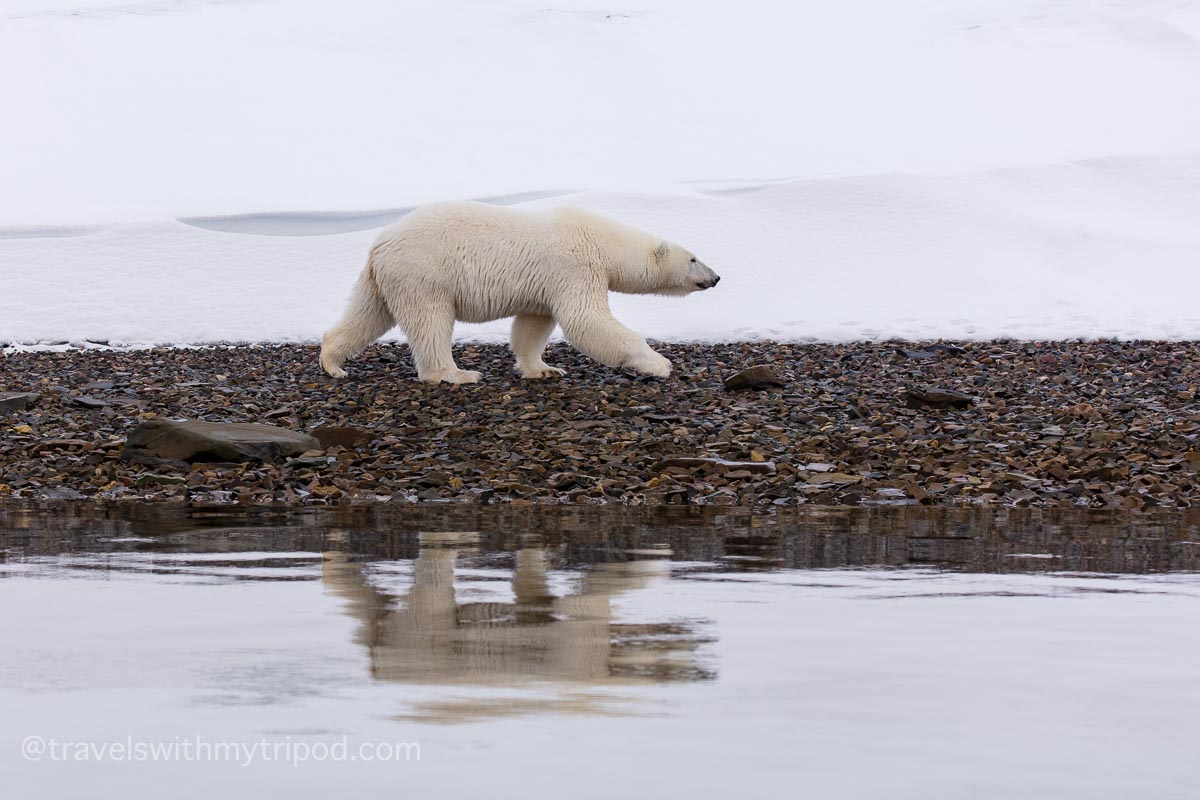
[689,258,721,291]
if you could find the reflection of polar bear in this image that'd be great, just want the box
[321,536,714,722]
[319,202,720,384]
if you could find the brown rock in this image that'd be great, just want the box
[724,365,784,391]
[417,471,453,488]
[122,419,321,463]
[310,426,375,450]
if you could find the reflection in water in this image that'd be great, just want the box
[3,504,1199,574]
[4,505,1200,797]
[323,532,714,722]
[2,503,1200,722]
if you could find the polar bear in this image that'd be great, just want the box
[319,202,720,383]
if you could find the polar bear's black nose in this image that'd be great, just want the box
[696,276,720,289]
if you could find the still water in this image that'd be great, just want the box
[2,505,1199,798]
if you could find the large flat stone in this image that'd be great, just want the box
[0,392,40,415]
[123,419,321,463]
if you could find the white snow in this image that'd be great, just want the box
[2,0,1199,345]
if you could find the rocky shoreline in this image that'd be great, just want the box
[2,340,1197,508]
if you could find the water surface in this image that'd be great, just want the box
[3,505,1199,798]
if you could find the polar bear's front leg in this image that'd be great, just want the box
[511,314,565,379]
[558,305,672,378]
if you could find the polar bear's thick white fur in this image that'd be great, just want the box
[319,202,720,384]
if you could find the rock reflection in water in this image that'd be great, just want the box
[3,505,1200,576]
[323,531,715,723]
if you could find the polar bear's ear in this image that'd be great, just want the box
[654,241,669,262]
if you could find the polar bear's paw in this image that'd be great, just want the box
[625,352,672,378]
[320,348,348,379]
[424,369,482,385]
[518,363,566,380]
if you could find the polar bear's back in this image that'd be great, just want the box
[381,201,545,244]
[368,202,617,323]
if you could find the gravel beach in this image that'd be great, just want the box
[2,340,1197,508]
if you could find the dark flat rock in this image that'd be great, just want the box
[0,392,40,414]
[72,395,109,409]
[896,348,937,360]
[122,419,321,463]
[724,365,784,391]
[905,386,975,409]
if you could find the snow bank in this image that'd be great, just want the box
[4,153,1198,345]
[1,0,1199,343]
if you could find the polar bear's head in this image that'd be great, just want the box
[579,209,719,296]
[644,240,721,297]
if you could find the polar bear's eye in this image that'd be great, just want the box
[689,257,697,263]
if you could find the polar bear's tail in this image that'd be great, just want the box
[319,249,395,378]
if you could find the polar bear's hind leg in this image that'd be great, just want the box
[320,269,396,379]
[511,314,566,379]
